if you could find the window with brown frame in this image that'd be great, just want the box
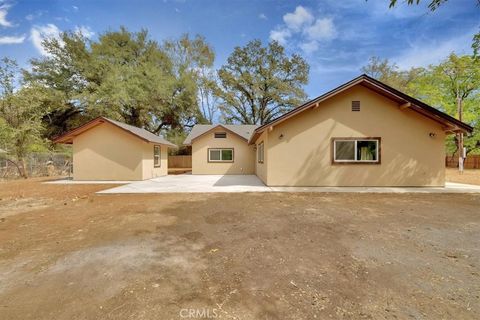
[214,132,227,138]
[154,145,161,167]
[332,138,380,164]
[208,148,234,162]
[257,142,264,163]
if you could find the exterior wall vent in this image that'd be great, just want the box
[352,101,360,112]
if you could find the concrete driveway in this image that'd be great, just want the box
[96,174,480,194]
[98,174,271,193]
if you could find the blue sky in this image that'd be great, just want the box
[0,0,478,97]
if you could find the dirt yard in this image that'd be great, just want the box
[446,168,480,185]
[0,179,479,320]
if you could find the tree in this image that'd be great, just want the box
[24,28,213,138]
[198,67,220,124]
[161,34,216,128]
[216,40,309,125]
[0,58,49,178]
[387,0,480,56]
[361,56,425,93]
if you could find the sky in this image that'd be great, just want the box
[0,0,479,98]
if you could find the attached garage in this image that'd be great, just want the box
[54,117,176,181]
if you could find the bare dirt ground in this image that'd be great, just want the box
[446,168,480,185]
[0,178,479,319]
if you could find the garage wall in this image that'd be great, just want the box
[192,127,255,174]
[262,84,446,187]
[72,122,145,180]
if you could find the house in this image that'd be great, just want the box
[185,74,472,187]
[183,124,258,175]
[54,117,176,180]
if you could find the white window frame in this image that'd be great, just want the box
[154,145,161,167]
[208,148,234,162]
[333,138,380,164]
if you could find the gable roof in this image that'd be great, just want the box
[249,74,473,143]
[53,117,177,148]
[183,124,259,145]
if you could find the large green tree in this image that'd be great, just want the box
[216,40,309,125]
[24,28,212,138]
[0,58,49,177]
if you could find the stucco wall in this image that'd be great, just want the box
[72,122,146,180]
[192,127,255,174]
[142,143,168,179]
[262,84,446,187]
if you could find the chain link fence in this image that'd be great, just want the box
[0,153,72,179]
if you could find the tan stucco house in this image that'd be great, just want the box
[185,75,473,187]
[54,117,176,180]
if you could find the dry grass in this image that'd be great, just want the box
[446,168,480,185]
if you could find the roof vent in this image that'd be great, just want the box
[352,101,360,112]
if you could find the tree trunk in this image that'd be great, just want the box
[18,157,28,179]
[457,97,464,174]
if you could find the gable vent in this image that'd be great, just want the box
[352,101,360,112]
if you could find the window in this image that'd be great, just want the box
[333,138,380,164]
[352,101,360,112]
[214,132,227,138]
[257,142,264,163]
[154,145,161,167]
[208,148,234,162]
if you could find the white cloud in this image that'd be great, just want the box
[72,5,79,11]
[74,25,94,38]
[0,34,25,44]
[269,27,291,45]
[304,18,337,41]
[394,31,474,69]
[26,10,46,22]
[30,24,62,55]
[0,3,13,27]
[259,13,267,20]
[283,6,313,32]
[269,6,338,54]
[299,41,319,55]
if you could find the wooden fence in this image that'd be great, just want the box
[168,155,192,168]
[445,155,480,169]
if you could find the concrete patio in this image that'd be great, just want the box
[96,174,480,194]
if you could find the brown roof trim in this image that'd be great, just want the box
[53,116,176,147]
[187,124,248,145]
[249,74,473,143]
